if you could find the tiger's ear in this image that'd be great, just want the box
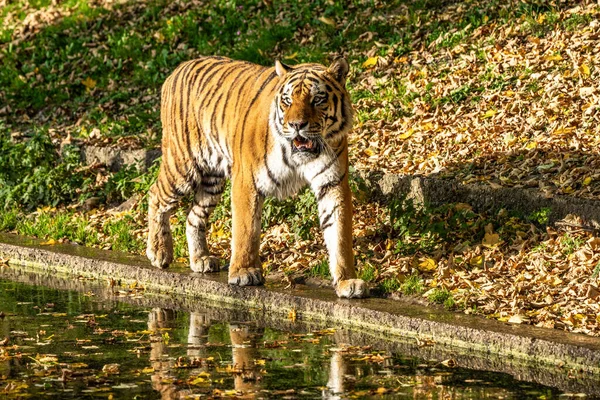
[275,60,292,77]
[327,58,349,84]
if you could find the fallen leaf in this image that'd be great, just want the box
[362,56,378,69]
[81,76,96,90]
[482,232,501,248]
[318,16,336,27]
[441,358,457,368]
[508,314,528,324]
[482,109,496,118]
[419,257,436,271]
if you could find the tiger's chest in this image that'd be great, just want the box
[254,144,307,200]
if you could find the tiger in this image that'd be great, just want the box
[146,55,368,298]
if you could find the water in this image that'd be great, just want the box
[0,276,589,399]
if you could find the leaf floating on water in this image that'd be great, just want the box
[102,363,120,374]
[288,308,297,322]
[441,358,457,368]
[40,239,57,246]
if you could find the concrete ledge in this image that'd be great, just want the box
[80,145,161,172]
[1,233,599,392]
[364,172,600,227]
[77,145,600,226]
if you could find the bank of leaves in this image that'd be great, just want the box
[1,0,600,336]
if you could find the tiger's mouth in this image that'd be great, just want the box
[292,135,320,154]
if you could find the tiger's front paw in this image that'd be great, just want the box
[228,267,265,286]
[146,246,173,269]
[190,255,220,273]
[336,279,369,298]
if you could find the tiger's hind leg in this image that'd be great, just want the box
[186,173,224,273]
[147,163,191,269]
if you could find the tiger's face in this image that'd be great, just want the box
[272,59,352,162]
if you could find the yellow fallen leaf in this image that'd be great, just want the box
[579,64,590,77]
[482,109,496,118]
[284,52,298,60]
[141,367,154,374]
[525,141,538,150]
[81,76,96,90]
[536,13,546,24]
[583,177,592,186]
[398,129,414,140]
[553,126,575,135]
[40,239,57,246]
[210,224,228,240]
[469,255,483,267]
[362,56,378,69]
[364,148,377,156]
[190,377,207,385]
[562,186,574,194]
[419,257,436,271]
[318,16,336,26]
[482,232,501,248]
[503,133,517,146]
[544,54,563,62]
[482,15,489,24]
[288,308,297,322]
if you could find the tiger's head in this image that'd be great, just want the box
[271,58,353,162]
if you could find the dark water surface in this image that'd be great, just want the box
[0,277,586,399]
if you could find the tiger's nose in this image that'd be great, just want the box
[289,121,308,132]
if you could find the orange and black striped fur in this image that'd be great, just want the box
[146,56,368,298]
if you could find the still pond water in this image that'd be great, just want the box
[0,277,586,399]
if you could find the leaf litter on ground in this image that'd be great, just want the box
[1,0,600,337]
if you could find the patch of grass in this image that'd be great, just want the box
[103,217,144,254]
[13,209,101,246]
[0,209,19,231]
[592,262,600,279]
[358,263,377,282]
[389,198,487,258]
[428,288,455,309]
[308,260,330,279]
[560,234,585,256]
[379,277,402,294]
[262,188,318,240]
[0,130,93,210]
[528,207,552,225]
[400,274,423,296]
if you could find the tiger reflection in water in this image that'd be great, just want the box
[146,308,348,399]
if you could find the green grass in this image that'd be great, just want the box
[428,288,455,309]
[307,260,330,279]
[358,263,377,282]
[379,277,402,294]
[560,234,586,256]
[400,274,424,296]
